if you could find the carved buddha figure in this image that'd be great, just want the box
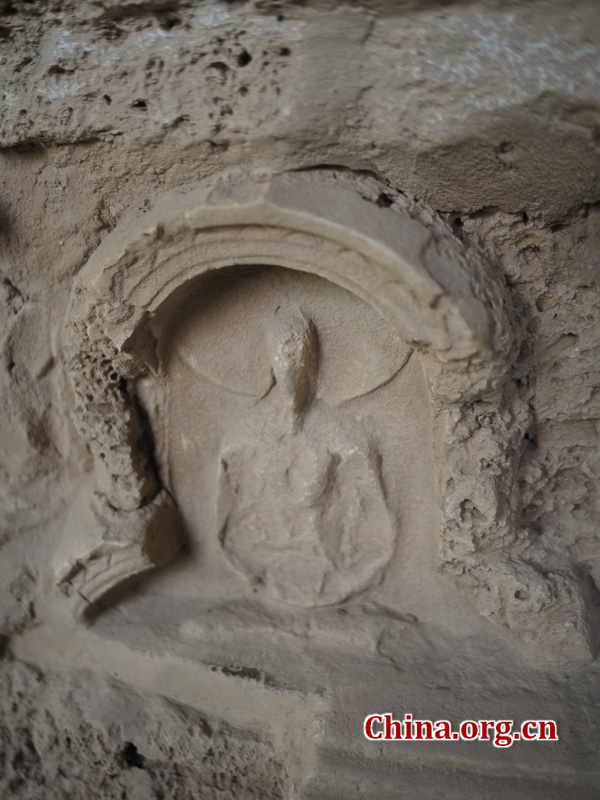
[217,306,396,606]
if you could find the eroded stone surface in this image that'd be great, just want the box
[0,653,288,800]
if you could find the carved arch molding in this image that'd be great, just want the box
[57,173,594,665]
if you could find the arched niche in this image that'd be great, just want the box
[57,173,593,665]
[145,262,431,609]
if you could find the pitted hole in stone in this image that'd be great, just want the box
[206,61,229,83]
[376,193,393,208]
[158,13,181,31]
[237,49,252,67]
[121,742,145,769]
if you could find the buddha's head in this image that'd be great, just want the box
[266,307,318,431]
